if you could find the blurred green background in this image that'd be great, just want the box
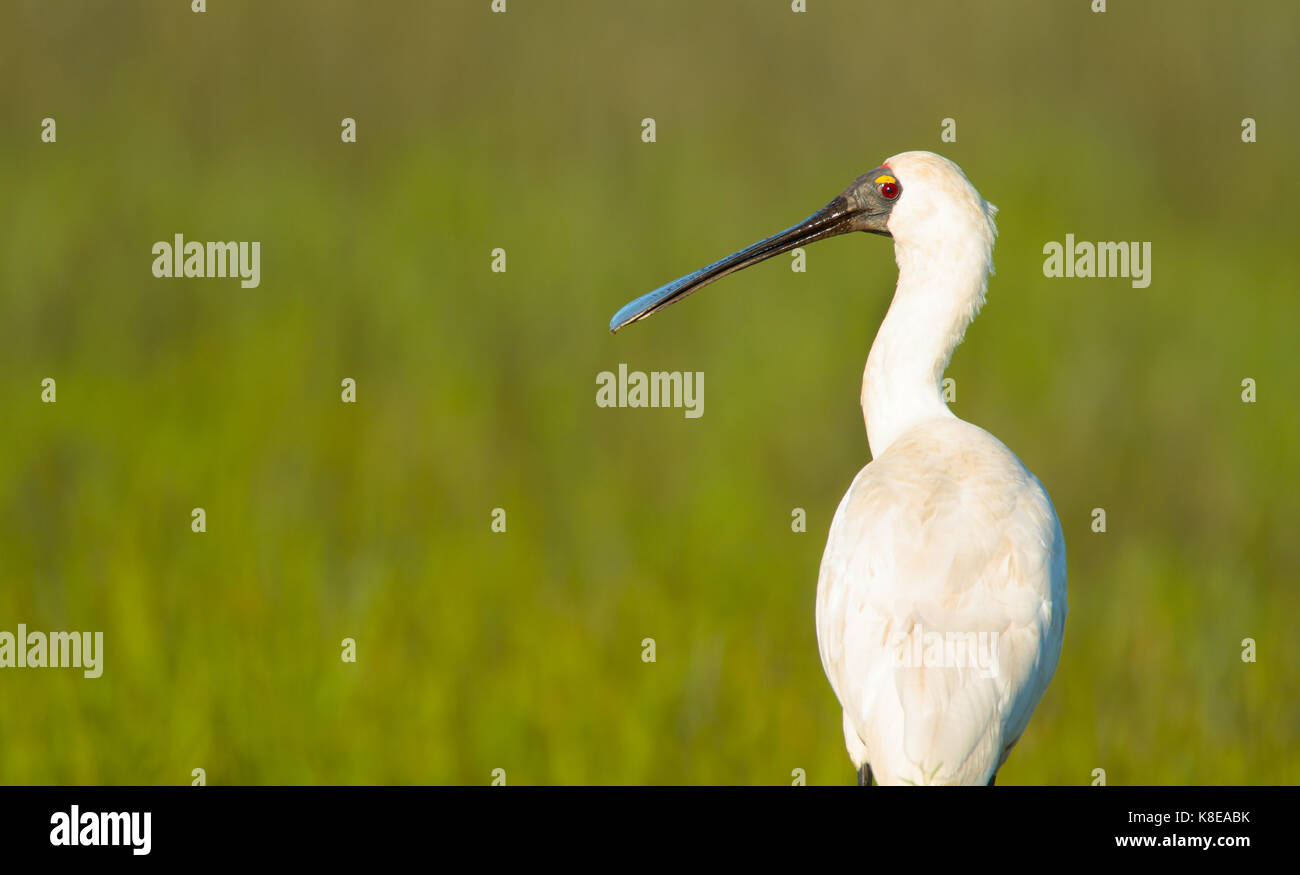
[0,0,1296,784]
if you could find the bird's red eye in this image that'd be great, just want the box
[880,181,899,199]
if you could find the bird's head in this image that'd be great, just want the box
[874,151,998,277]
[609,150,997,332]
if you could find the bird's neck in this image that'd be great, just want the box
[862,237,991,457]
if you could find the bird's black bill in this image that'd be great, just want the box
[609,194,867,332]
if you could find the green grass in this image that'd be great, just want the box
[0,0,1296,784]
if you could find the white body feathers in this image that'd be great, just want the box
[815,152,1067,785]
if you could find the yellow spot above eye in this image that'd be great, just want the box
[874,174,897,184]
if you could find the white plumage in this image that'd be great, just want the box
[815,152,1066,785]
[610,149,1066,786]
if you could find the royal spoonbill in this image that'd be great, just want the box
[610,151,1067,786]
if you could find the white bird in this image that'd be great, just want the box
[610,151,1066,786]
